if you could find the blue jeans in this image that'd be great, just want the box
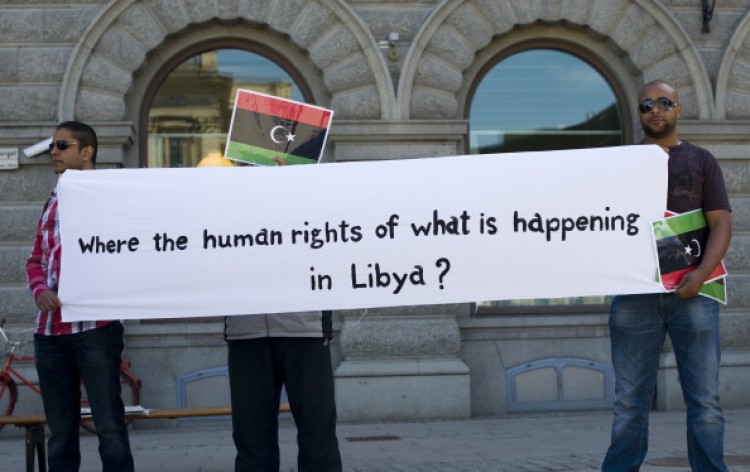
[602,293,727,472]
[34,322,134,472]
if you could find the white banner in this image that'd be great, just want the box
[58,145,668,321]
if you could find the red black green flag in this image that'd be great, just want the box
[699,277,727,304]
[652,209,727,296]
[225,89,333,166]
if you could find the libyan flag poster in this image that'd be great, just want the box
[224,89,333,166]
[652,209,727,304]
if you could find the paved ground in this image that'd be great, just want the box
[1,408,749,471]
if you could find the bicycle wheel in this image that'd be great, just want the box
[0,373,18,431]
[80,369,140,434]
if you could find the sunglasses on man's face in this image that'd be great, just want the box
[638,98,677,114]
[48,140,79,152]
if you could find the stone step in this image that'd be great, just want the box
[732,197,750,232]
[726,273,750,309]
[0,244,31,284]
[0,166,56,203]
[0,285,36,324]
[0,202,40,244]
[725,233,750,273]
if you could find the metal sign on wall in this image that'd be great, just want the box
[0,148,19,170]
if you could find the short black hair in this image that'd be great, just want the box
[56,121,98,165]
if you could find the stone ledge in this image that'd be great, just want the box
[679,121,750,140]
[341,318,461,358]
[335,358,470,377]
[331,120,467,139]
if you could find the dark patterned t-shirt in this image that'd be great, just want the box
[666,141,731,214]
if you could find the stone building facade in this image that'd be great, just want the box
[1,0,750,425]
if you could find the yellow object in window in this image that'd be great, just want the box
[197,151,234,167]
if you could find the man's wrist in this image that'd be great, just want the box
[32,285,50,299]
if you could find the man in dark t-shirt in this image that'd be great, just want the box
[667,141,730,214]
[602,81,732,472]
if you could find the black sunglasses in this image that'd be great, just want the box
[638,98,677,114]
[48,140,79,152]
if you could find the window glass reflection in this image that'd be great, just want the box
[470,49,622,154]
[147,49,303,168]
[469,49,623,312]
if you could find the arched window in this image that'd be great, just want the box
[144,48,306,168]
[137,46,312,323]
[468,47,629,313]
[469,48,625,154]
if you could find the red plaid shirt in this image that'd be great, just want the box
[26,189,111,335]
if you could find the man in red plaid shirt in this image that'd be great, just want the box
[26,121,134,472]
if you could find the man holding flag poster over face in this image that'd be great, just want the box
[222,90,342,472]
[602,81,732,472]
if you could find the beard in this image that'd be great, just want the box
[642,119,675,140]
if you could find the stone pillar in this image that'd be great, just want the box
[334,304,471,421]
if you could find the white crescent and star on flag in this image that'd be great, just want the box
[270,125,295,144]
[685,239,702,257]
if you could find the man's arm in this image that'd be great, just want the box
[26,224,61,312]
[674,209,732,298]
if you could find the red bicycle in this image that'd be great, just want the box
[0,319,141,433]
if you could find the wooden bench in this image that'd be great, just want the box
[0,404,291,472]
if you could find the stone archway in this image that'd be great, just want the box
[716,9,750,119]
[401,0,713,120]
[58,0,395,122]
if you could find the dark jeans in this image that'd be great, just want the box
[227,337,342,472]
[34,322,134,472]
